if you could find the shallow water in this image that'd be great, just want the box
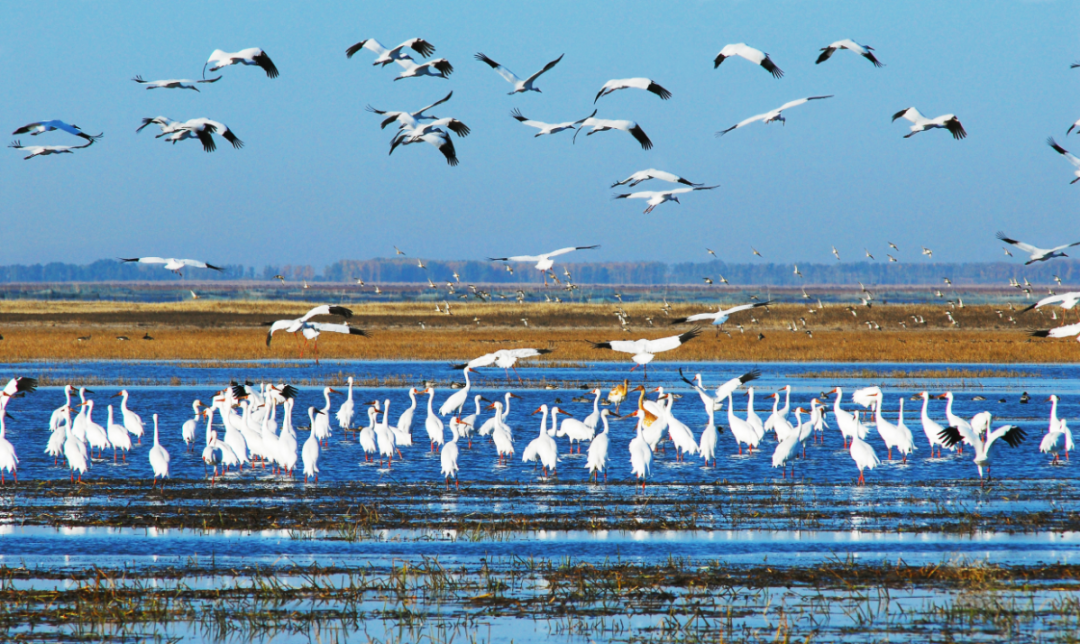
[1,360,1076,486]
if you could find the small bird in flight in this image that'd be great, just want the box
[832,246,840,261]
[752,247,763,258]
[922,247,933,258]
[395,246,406,255]
[706,249,717,258]
[865,249,875,260]
[888,241,899,251]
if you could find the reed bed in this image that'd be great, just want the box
[0,300,1075,363]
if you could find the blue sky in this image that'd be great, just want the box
[1,1,1076,269]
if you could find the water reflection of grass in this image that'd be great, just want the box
[1,556,1077,643]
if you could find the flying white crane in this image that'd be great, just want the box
[891,108,966,140]
[391,117,470,145]
[573,116,653,149]
[1021,292,1080,321]
[389,128,459,165]
[8,138,95,160]
[365,91,452,129]
[594,78,671,103]
[1030,322,1080,342]
[1047,137,1080,184]
[488,245,598,284]
[611,169,701,188]
[713,43,784,78]
[204,48,278,78]
[131,75,222,91]
[815,40,883,67]
[510,108,595,137]
[120,257,222,276]
[12,120,102,142]
[716,96,833,136]
[474,52,563,94]
[612,185,718,213]
[452,348,553,382]
[671,301,771,330]
[345,37,436,65]
[392,57,454,80]
[166,118,243,153]
[265,305,365,362]
[136,116,180,134]
[588,328,702,375]
[119,256,222,276]
[997,231,1080,264]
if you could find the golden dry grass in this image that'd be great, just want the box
[0,300,1074,363]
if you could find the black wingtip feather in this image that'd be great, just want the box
[328,306,354,318]
[679,328,703,344]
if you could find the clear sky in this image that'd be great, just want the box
[1,1,1076,269]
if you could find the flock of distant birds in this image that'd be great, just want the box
[0,369,1069,491]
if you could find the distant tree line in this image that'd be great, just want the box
[0,257,1075,285]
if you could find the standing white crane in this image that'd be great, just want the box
[365,91,453,129]
[671,301,771,331]
[346,37,436,65]
[488,245,598,284]
[997,231,1080,264]
[9,139,95,160]
[891,108,966,140]
[588,328,702,376]
[573,116,653,149]
[131,75,222,91]
[611,168,701,188]
[439,367,477,417]
[510,108,595,137]
[474,52,563,94]
[12,120,102,142]
[204,48,278,78]
[594,78,671,103]
[713,43,784,77]
[716,96,833,136]
[612,185,719,214]
[585,410,613,482]
[120,257,222,276]
[815,40,883,67]
[148,415,170,490]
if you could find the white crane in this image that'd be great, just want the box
[452,348,553,382]
[939,413,1026,483]
[585,410,613,482]
[816,40,882,67]
[1030,322,1080,342]
[9,138,94,159]
[588,328,702,375]
[997,231,1080,264]
[148,415,170,490]
[131,75,221,91]
[391,57,454,80]
[390,129,459,165]
[365,91,452,129]
[713,43,783,77]
[474,52,563,94]
[1047,138,1080,183]
[165,118,243,153]
[12,120,102,142]
[716,96,833,136]
[302,407,321,483]
[510,108,594,137]
[523,405,560,477]
[204,48,278,78]
[612,185,719,213]
[573,116,653,149]
[1021,291,1080,321]
[0,411,16,485]
[671,301,771,330]
[611,168,701,188]
[488,245,598,284]
[594,78,671,103]
[120,257,222,276]
[346,37,436,65]
[891,108,966,140]
[439,367,477,417]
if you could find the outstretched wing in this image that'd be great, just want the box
[474,53,520,84]
[253,51,279,78]
[179,259,222,270]
[121,257,168,265]
[524,53,564,84]
[995,231,1039,255]
[415,91,453,117]
[778,95,833,112]
[544,245,600,259]
[643,328,702,354]
[265,319,294,346]
[308,322,367,337]
[716,112,768,137]
[589,339,640,355]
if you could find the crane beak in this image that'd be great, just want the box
[111,392,123,398]
[532,407,544,415]
[508,393,521,399]
[485,403,496,410]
